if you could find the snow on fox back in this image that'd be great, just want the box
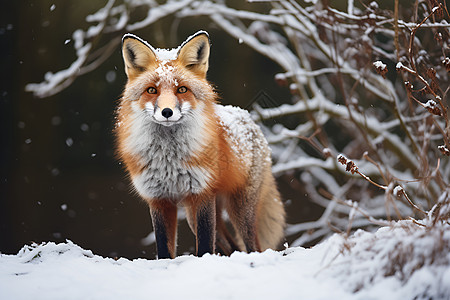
[215,104,271,170]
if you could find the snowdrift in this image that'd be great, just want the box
[1,221,449,300]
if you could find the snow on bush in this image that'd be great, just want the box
[1,220,449,300]
[333,221,450,296]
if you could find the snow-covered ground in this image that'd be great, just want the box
[1,221,449,300]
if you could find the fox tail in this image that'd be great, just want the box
[256,169,286,250]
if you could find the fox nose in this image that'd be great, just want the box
[161,108,173,119]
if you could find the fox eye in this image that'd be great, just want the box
[177,86,188,94]
[147,87,157,94]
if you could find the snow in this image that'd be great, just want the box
[373,60,386,70]
[216,105,267,168]
[322,148,331,156]
[65,137,73,147]
[1,221,449,300]
[154,48,179,61]
[348,200,358,219]
[369,1,379,9]
[272,156,334,176]
[347,0,354,16]
[424,99,437,108]
[105,70,116,83]
[154,62,178,86]
[393,185,403,197]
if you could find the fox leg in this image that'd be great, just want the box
[185,197,216,256]
[215,197,240,255]
[149,200,177,259]
[227,193,261,253]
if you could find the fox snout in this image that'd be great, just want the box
[161,108,173,118]
[152,105,182,125]
[146,91,185,126]
[154,106,182,125]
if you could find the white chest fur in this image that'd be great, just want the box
[125,106,211,201]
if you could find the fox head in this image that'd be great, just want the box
[121,31,216,127]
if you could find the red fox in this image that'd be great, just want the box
[115,31,285,259]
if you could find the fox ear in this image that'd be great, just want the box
[122,34,157,80]
[177,31,210,78]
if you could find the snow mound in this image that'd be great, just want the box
[1,222,449,300]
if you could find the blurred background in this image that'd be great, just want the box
[0,0,322,258]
